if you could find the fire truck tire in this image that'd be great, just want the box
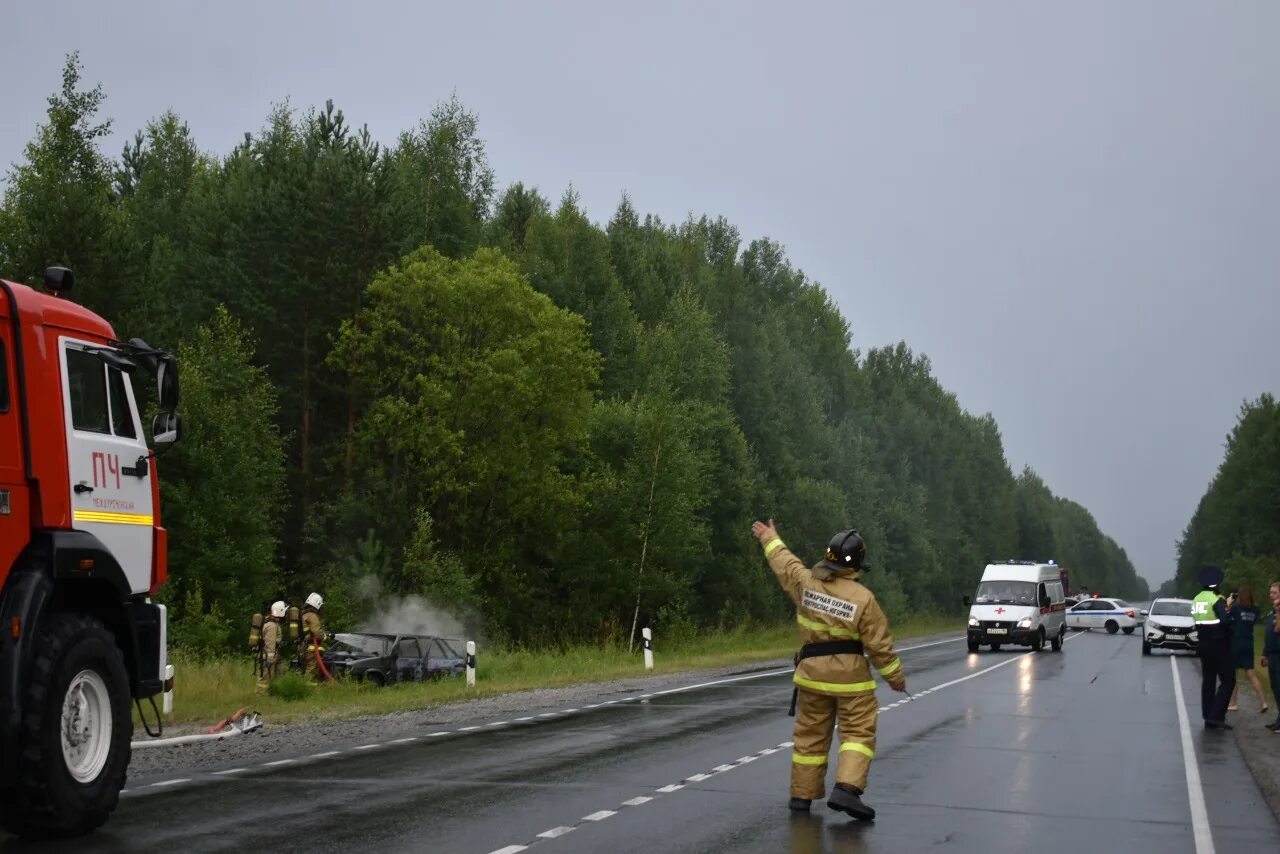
[0,613,131,839]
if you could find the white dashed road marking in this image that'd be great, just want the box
[537,827,575,839]
[582,810,616,822]
[621,796,652,806]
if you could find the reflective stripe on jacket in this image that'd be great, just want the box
[762,537,901,696]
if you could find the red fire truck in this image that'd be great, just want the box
[0,268,179,837]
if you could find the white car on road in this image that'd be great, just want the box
[1065,597,1146,635]
[1142,598,1197,655]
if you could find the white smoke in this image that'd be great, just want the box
[360,593,476,641]
[353,573,382,601]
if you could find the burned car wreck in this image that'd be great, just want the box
[322,632,467,686]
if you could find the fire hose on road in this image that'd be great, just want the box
[131,708,263,749]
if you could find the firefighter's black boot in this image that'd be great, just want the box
[788,797,811,812]
[827,783,875,821]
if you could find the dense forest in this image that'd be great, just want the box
[1175,394,1280,598]
[0,56,1148,651]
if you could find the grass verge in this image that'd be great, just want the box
[142,615,962,732]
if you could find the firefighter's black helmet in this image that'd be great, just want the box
[823,529,869,572]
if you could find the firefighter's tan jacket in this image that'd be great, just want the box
[302,610,324,651]
[763,537,904,696]
[261,619,282,666]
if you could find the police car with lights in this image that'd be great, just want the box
[1141,597,1197,654]
[965,561,1068,652]
[1064,597,1146,634]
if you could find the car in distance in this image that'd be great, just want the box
[1064,597,1146,635]
[323,632,467,685]
[1142,598,1197,655]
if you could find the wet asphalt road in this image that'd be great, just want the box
[7,629,1280,853]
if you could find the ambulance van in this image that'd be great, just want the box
[965,561,1067,653]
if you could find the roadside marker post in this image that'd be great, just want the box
[162,664,174,715]
[642,627,654,671]
[466,641,477,688]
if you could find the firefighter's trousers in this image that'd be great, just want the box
[256,657,283,693]
[790,688,878,799]
[304,646,321,680]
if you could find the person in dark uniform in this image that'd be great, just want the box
[1262,581,1280,732]
[1192,566,1235,730]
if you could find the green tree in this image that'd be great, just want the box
[331,246,599,639]
[518,191,641,395]
[0,52,121,314]
[113,111,214,345]
[158,307,287,644]
[1177,394,1280,595]
[384,95,495,260]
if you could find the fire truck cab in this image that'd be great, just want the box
[0,268,179,838]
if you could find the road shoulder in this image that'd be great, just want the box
[1233,687,1280,823]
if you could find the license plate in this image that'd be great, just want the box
[988,628,1008,635]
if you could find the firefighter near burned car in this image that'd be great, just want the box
[752,519,906,822]
[1,268,181,837]
[251,601,288,693]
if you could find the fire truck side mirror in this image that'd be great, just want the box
[156,355,180,410]
[152,411,181,445]
[43,266,75,293]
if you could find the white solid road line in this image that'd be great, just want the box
[1170,656,1216,854]
[895,635,970,653]
[645,633,967,700]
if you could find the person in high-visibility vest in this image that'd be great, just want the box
[1192,565,1235,730]
[752,519,906,822]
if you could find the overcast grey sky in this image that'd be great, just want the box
[3,1,1277,589]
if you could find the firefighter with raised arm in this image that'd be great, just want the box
[301,592,327,681]
[255,601,288,694]
[752,518,906,822]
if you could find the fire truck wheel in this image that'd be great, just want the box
[0,613,132,839]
